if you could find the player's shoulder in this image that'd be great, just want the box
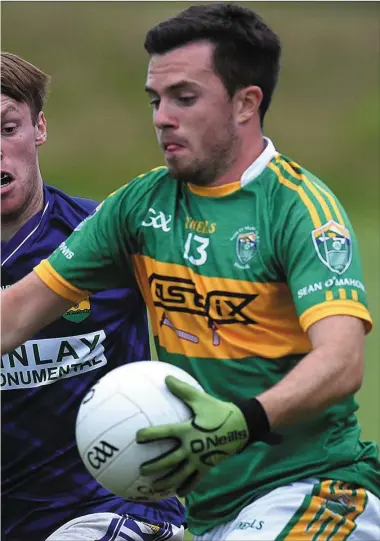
[132,165,171,186]
[265,152,340,206]
[265,153,348,229]
[266,153,327,191]
[47,184,99,223]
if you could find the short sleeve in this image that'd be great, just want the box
[275,182,372,334]
[34,187,136,303]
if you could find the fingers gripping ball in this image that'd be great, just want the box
[75,361,203,502]
[137,376,250,497]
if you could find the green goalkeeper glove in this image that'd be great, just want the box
[136,375,281,497]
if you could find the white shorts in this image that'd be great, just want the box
[45,512,185,541]
[194,478,380,540]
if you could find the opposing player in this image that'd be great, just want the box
[0,52,185,541]
[2,4,380,540]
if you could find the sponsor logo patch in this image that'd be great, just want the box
[1,331,107,390]
[151,274,258,325]
[63,297,91,323]
[142,207,172,232]
[58,240,74,259]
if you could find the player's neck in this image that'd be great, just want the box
[210,134,266,187]
[1,183,45,243]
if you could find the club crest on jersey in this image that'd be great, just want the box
[231,226,259,269]
[63,297,91,323]
[312,220,351,274]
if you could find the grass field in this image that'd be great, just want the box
[2,3,379,538]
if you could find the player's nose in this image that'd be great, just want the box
[153,102,178,131]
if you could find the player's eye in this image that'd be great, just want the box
[2,125,17,135]
[177,96,196,106]
[149,98,160,109]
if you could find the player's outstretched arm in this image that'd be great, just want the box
[1,271,74,355]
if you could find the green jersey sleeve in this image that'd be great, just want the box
[274,173,372,333]
[34,186,136,302]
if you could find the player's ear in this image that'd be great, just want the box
[234,86,263,125]
[35,111,47,147]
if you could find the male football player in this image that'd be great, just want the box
[1,52,185,541]
[2,5,380,540]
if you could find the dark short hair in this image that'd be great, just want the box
[1,52,50,122]
[144,3,281,125]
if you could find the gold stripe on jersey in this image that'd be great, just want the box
[351,290,359,301]
[34,260,89,303]
[289,159,345,226]
[282,480,367,540]
[268,160,322,228]
[339,289,347,300]
[310,179,346,226]
[279,158,334,223]
[132,254,311,360]
[300,300,372,333]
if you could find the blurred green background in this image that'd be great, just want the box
[2,0,379,505]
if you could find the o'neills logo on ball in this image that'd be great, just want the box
[63,297,91,323]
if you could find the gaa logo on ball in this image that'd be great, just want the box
[75,361,202,501]
[86,440,119,470]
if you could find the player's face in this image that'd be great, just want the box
[146,41,240,186]
[1,94,46,218]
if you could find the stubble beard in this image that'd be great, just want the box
[167,120,239,187]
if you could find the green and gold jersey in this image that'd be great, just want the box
[34,140,379,534]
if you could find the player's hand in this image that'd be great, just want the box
[136,376,250,497]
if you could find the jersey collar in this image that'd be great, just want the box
[1,184,54,266]
[240,137,277,187]
[187,137,277,197]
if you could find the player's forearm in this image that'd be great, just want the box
[1,272,73,355]
[1,284,31,354]
[256,344,363,430]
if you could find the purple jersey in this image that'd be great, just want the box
[1,185,185,541]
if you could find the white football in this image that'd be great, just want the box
[75,361,202,501]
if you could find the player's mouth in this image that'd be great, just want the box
[164,142,184,149]
[1,171,14,193]
[1,172,14,189]
[161,138,187,155]
[163,144,187,159]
